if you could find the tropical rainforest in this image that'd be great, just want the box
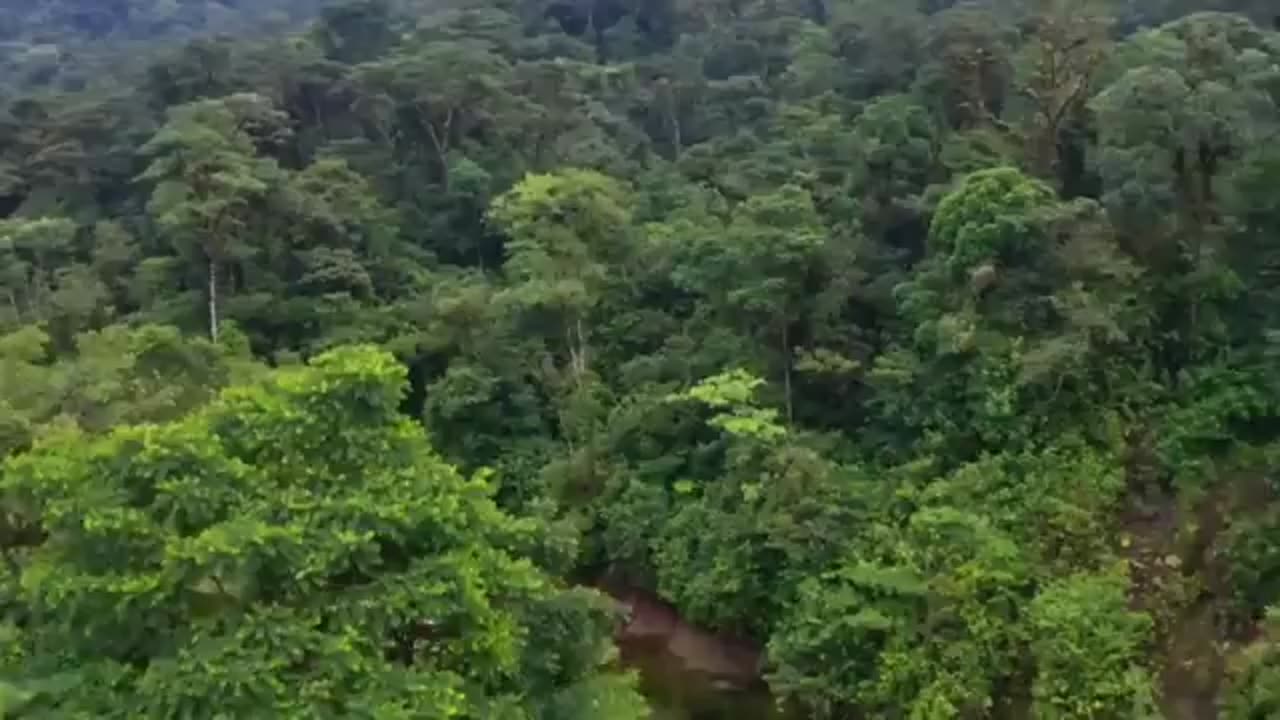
[1,0,1280,718]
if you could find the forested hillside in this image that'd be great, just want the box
[2,0,1280,718]
[2,0,326,42]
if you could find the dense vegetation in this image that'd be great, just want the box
[2,0,1280,717]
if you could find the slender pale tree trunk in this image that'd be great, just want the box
[208,258,219,343]
[664,88,682,161]
[424,108,453,192]
[565,315,590,385]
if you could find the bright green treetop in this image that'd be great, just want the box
[0,345,646,719]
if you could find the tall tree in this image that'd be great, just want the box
[351,42,513,192]
[490,169,634,386]
[1015,0,1113,184]
[139,94,285,342]
[677,185,830,422]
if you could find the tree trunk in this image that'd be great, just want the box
[667,98,682,161]
[208,258,219,343]
[424,111,452,192]
[565,316,590,386]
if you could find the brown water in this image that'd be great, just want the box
[620,636,784,720]
[604,585,788,720]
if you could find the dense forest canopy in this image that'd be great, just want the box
[2,0,1280,718]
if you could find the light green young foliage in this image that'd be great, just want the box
[874,508,1030,720]
[0,326,62,455]
[0,345,646,719]
[674,369,786,443]
[1029,571,1159,719]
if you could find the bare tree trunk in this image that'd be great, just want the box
[565,315,590,385]
[423,109,453,192]
[667,95,682,161]
[208,259,219,343]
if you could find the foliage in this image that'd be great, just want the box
[0,346,646,718]
[1028,572,1159,719]
[768,445,1149,719]
[1224,607,1280,720]
[0,323,258,456]
[928,167,1056,276]
[2,0,1279,716]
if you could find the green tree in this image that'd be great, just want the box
[824,0,926,98]
[769,506,1030,719]
[1028,572,1159,719]
[1090,13,1280,373]
[0,326,61,456]
[490,169,634,386]
[0,323,257,457]
[1014,0,1113,183]
[1092,12,1280,254]
[653,370,868,637]
[351,41,513,191]
[314,0,398,64]
[139,95,286,342]
[0,217,79,332]
[876,167,1144,455]
[919,5,1014,131]
[0,345,646,718]
[676,185,829,421]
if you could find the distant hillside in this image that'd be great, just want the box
[0,0,335,92]
[0,0,329,43]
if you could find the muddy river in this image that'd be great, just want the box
[606,586,792,720]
